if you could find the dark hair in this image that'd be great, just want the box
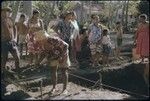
[80,27,88,35]
[33,9,40,15]
[64,11,72,18]
[20,13,26,18]
[70,11,76,16]
[91,14,96,19]
[102,29,108,36]
[139,14,147,20]
[116,21,121,25]
[59,13,64,19]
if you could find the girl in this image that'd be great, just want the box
[15,13,28,58]
[115,21,123,60]
[70,11,81,65]
[134,14,149,63]
[102,29,112,67]
[26,9,44,66]
[88,15,102,67]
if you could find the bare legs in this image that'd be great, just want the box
[102,54,109,66]
[62,68,68,92]
[50,66,58,93]
[50,66,68,94]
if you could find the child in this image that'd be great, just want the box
[15,13,28,58]
[102,29,112,67]
[115,21,123,60]
[88,15,102,67]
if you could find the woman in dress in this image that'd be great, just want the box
[135,14,149,63]
[70,11,81,65]
[26,9,44,66]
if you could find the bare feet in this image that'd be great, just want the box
[61,89,68,95]
[119,56,123,60]
[50,88,56,95]
[106,64,110,67]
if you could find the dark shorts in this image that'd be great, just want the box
[102,45,111,55]
[117,37,122,47]
[1,41,18,58]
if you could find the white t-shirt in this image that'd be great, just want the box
[70,20,79,40]
[102,35,112,47]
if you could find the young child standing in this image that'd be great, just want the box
[102,29,112,67]
[15,14,28,58]
[115,21,123,60]
[88,15,102,67]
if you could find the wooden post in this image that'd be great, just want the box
[40,79,43,100]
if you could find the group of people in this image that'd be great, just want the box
[1,6,149,95]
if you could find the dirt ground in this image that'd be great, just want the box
[3,34,146,100]
[4,82,132,100]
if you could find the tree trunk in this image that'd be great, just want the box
[108,1,112,29]
[11,1,21,22]
[80,1,84,25]
[121,1,126,26]
[43,1,56,31]
[22,1,32,18]
[125,0,129,33]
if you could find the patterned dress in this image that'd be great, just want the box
[26,20,41,54]
[41,37,70,68]
[88,23,102,55]
[136,22,149,57]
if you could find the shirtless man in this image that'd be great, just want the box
[34,30,70,94]
[15,13,28,58]
[1,7,20,72]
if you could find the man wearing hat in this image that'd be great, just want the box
[1,7,20,72]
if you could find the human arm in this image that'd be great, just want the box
[53,21,62,38]
[59,43,69,63]
[13,22,18,43]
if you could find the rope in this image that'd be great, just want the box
[68,73,149,98]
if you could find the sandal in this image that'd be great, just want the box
[142,58,149,64]
[119,57,124,60]
[133,59,142,64]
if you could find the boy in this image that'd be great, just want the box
[101,29,112,67]
[1,7,20,72]
[15,13,28,58]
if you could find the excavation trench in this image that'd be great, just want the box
[2,53,149,100]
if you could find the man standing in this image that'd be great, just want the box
[54,11,73,58]
[1,7,20,72]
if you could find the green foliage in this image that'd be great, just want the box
[137,1,149,17]
[128,1,140,16]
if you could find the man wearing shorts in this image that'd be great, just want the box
[1,7,20,72]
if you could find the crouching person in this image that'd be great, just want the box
[34,30,70,94]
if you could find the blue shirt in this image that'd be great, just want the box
[88,23,102,43]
